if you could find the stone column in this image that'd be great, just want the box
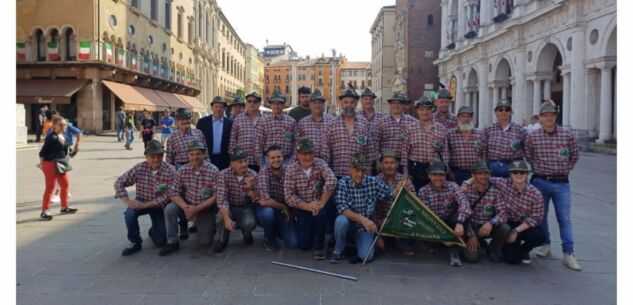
[512,50,528,122]
[543,79,552,99]
[441,0,448,49]
[597,66,613,142]
[290,59,298,107]
[457,0,466,40]
[480,0,492,26]
[492,85,499,123]
[330,60,337,113]
[569,27,587,130]
[562,71,571,126]
[456,68,464,108]
[501,86,507,100]
[76,76,103,134]
[465,90,471,109]
[532,79,541,116]
[478,61,490,126]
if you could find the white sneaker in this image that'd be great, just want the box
[51,195,61,204]
[563,253,582,271]
[536,244,551,258]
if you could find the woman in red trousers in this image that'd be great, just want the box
[38,115,78,220]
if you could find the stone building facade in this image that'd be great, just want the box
[370,5,396,113]
[435,0,616,142]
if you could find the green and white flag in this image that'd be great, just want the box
[48,42,60,61]
[78,41,91,60]
[104,42,113,62]
[17,43,26,60]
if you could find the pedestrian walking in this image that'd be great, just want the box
[38,115,78,220]
[124,110,136,150]
[159,108,175,145]
[115,106,126,142]
[140,111,157,149]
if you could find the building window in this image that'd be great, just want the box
[151,0,158,21]
[165,1,171,30]
[427,14,433,26]
[131,0,139,8]
[65,28,75,60]
[361,80,365,89]
[187,21,193,44]
[285,85,289,93]
[148,35,154,44]
[177,13,183,38]
[341,81,345,87]
[128,25,135,36]
[109,15,118,28]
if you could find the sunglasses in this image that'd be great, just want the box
[496,108,511,112]
[510,171,527,175]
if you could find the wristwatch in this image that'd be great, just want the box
[511,228,519,235]
[490,218,498,226]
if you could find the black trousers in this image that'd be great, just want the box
[407,161,430,191]
[502,221,546,264]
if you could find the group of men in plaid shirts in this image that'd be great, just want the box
[112,84,582,271]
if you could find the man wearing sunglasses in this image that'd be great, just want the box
[229,91,267,172]
[525,101,581,271]
[482,100,527,178]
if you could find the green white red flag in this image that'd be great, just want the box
[104,42,113,62]
[48,42,60,61]
[78,41,91,60]
[17,43,26,61]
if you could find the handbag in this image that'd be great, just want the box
[55,157,72,174]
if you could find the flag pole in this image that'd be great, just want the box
[362,180,406,265]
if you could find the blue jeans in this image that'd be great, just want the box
[124,207,166,246]
[255,206,298,248]
[125,130,135,148]
[334,215,376,262]
[450,167,471,186]
[116,124,123,141]
[531,177,574,254]
[488,161,511,178]
[295,202,332,251]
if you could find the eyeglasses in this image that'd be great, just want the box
[510,171,527,175]
[496,108,511,112]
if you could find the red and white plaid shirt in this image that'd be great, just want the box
[447,128,484,170]
[375,173,416,223]
[483,122,527,161]
[401,121,449,168]
[229,112,267,166]
[320,115,374,176]
[283,158,337,207]
[490,177,544,227]
[463,182,508,232]
[169,161,220,205]
[166,128,207,165]
[525,126,578,176]
[216,168,259,209]
[114,161,176,206]
[255,114,297,165]
[359,110,385,162]
[433,112,458,129]
[417,181,471,222]
[257,164,287,204]
[295,113,334,160]
[377,114,418,160]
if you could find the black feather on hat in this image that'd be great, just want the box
[338,82,360,100]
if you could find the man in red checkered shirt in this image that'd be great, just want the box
[255,145,297,252]
[213,148,259,253]
[320,86,374,177]
[295,89,334,160]
[377,92,417,173]
[114,140,176,256]
[526,102,581,271]
[229,93,268,172]
[448,106,484,185]
[482,99,527,178]
[358,88,384,172]
[160,141,220,256]
[375,149,416,255]
[255,91,296,168]
[284,137,337,260]
[402,97,449,190]
[417,160,471,267]
[432,88,457,129]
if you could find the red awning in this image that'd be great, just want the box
[16,79,88,104]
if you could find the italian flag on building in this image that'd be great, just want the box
[17,43,26,61]
[48,42,60,61]
[152,62,158,75]
[143,56,150,73]
[78,41,91,60]
[160,65,166,78]
[130,52,138,70]
[104,42,113,62]
[117,49,125,66]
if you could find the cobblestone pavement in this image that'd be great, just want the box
[16,136,616,305]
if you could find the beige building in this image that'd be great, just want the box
[16,0,206,136]
[216,10,245,101]
[339,61,371,94]
[370,5,396,113]
[245,44,265,95]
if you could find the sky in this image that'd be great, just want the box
[217,0,395,62]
